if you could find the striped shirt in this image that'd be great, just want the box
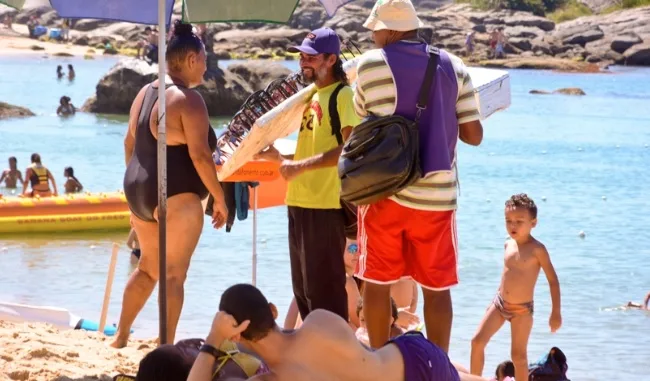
[353,47,481,211]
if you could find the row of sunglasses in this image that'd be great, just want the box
[216,39,363,160]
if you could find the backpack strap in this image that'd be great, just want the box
[328,82,346,145]
[415,45,440,123]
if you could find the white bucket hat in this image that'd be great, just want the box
[363,0,425,32]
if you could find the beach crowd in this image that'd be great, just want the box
[1,0,570,380]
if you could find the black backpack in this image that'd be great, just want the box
[528,347,570,381]
[329,83,358,240]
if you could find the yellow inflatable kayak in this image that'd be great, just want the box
[0,192,131,234]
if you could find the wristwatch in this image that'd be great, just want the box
[199,343,221,359]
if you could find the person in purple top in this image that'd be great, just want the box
[352,0,484,353]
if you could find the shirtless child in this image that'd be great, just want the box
[471,194,562,381]
[189,283,491,381]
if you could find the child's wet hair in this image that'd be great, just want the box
[495,360,515,379]
[505,193,537,218]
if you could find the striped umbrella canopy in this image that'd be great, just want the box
[0,0,357,346]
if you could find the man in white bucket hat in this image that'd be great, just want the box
[352,0,484,354]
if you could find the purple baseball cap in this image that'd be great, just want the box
[288,27,341,56]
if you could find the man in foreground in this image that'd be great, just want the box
[255,27,360,323]
[352,0,484,351]
[187,284,491,381]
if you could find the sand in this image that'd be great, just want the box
[0,25,104,58]
[0,320,155,381]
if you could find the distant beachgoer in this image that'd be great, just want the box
[112,20,228,348]
[61,19,70,41]
[67,64,75,80]
[137,27,153,59]
[22,153,58,198]
[465,31,475,58]
[626,291,650,309]
[56,65,64,79]
[144,27,160,64]
[1,156,24,189]
[495,28,506,59]
[188,283,489,381]
[26,16,37,38]
[57,96,76,116]
[3,15,14,30]
[126,227,141,262]
[63,166,83,193]
[471,194,562,381]
[489,29,498,58]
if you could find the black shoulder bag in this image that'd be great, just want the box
[338,46,440,206]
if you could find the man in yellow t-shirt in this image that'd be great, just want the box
[255,27,361,322]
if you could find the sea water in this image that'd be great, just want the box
[1,55,649,380]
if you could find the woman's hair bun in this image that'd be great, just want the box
[173,20,194,37]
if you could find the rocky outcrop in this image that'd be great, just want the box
[0,102,35,120]
[227,61,292,91]
[530,87,587,95]
[552,6,650,64]
[81,58,291,116]
[481,57,601,72]
[3,0,650,68]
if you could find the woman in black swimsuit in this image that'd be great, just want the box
[112,20,228,349]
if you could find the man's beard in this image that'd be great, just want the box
[301,68,316,84]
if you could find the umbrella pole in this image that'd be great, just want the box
[252,186,258,286]
[156,0,168,346]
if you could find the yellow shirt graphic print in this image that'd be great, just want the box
[285,81,361,209]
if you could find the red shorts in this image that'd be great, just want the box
[355,198,458,290]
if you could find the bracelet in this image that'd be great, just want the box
[199,343,221,359]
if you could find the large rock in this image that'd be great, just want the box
[0,102,35,120]
[554,23,605,46]
[81,59,291,116]
[508,37,533,51]
[503,14,555,32]
[480,57,602,72]
[623,43,650,66]
[611,33,642,54]
[504,26,545,39]
[227,61,292,92]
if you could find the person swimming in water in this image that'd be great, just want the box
[63,166,83,193]
[22,153,57,198]
[56,65,64,79]
[112,20,228,348]
[626,291,650,309]
[57,96,76,116]
[188,283,491,381]
[67,64,75,81]
[1,156,23,189]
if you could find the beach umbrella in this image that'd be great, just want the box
[1,0,356,345]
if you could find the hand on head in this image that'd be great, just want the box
[208,311,250,343]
